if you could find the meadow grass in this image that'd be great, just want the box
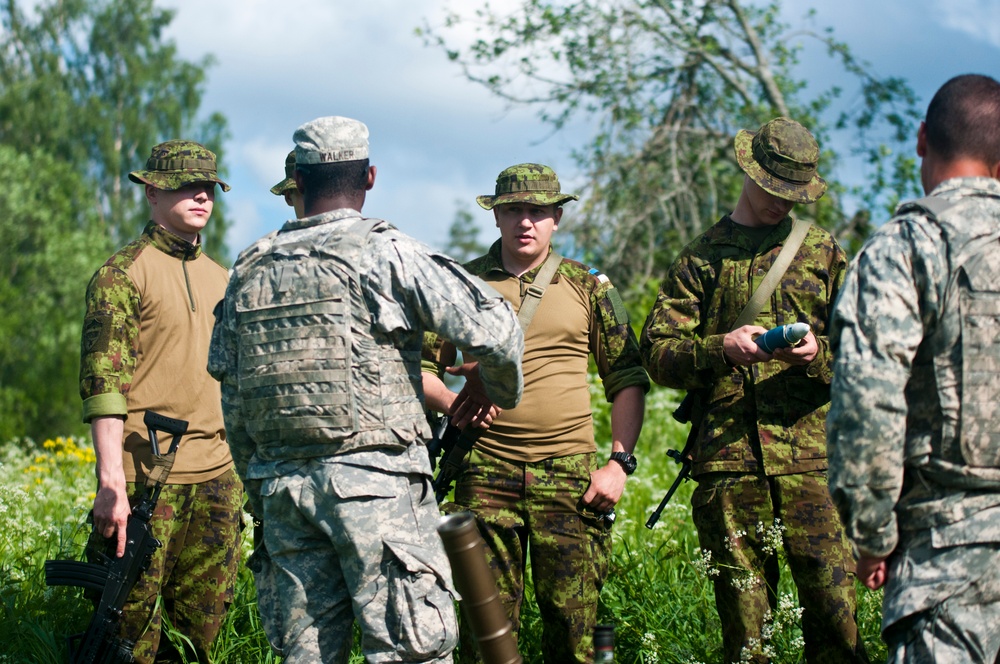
[0,385,887,663]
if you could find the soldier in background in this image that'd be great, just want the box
[271,149,305,218]
[208,116,524,663]
[640,118,866,663]
[80,140,241,662]
[828,74,1000,662]
[423,163,648,663]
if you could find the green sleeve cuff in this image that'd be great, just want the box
[604,366,651,402]
[82,392,128,423]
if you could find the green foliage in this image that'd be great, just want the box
[420,0,923,294]
[444,205,490,263]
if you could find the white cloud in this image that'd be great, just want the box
[933,0,1000,49]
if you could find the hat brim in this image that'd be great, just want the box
[477,191,579,210]
[270,178,297,196]
[128,170,231,193]
[734,129,826,205]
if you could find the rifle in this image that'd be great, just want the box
[45,411,189,663]
[432,421,484,503]
[645,393,698,529]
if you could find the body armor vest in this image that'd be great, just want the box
[233,217,426,459]
[902,194,1000,487]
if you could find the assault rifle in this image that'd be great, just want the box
[430,417,484,503]
[45,411,189,663]
[646,393,698,529]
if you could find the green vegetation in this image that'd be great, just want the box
[0,385,887,663]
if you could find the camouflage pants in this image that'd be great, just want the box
[882,529,1000,664]
[449,449,612,664]
[259,459,458,664]
[116,467,242,664]
[690,471,865,664]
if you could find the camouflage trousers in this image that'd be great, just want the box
[259,458,458,664]
[112,467,242,664]
[690,471,865,664]
[449,449,612,664]
[882,528,1000,664]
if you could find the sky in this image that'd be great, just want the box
[159,0,1000,261]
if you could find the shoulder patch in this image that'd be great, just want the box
[588,267,611,284]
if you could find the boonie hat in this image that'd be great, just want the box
[270,150,298,195]
[294,116,369,165]
[128,139,230,192]
[734,117,826,204]
[476,163,579,210]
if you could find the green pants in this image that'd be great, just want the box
[110,467,242,664]
[691,470,866,664]
[450,449,612,664]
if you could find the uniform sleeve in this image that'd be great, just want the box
[639,252,731,390]
[587,270,650,401]
[421,331,457,378]
[79,265,140,422]
[827,219,944,557]
[367,237,524,409]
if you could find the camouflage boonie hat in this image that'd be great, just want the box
[128,139,230,192]
[476,163,579,210]
[270,150,298,195]
[294,116,369,165]
[734,117,826,204]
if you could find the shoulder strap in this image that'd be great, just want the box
[517,249,563,333]
[732,218,811,330]
[897,195,958,220]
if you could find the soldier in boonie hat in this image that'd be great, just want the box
[128,139,230,192]
[477,163,579,210]
[270,150,304,218]
[734,116,826,204]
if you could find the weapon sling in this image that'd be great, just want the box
[434,249,563,501]
[646,217,812,528]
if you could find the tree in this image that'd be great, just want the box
[0,0,229,440]
[420,0,922,297]
[0,0,230,256]
[444,205,490,263]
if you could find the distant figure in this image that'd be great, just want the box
[828,73,1000,663]
[80,140,241,663]
[641,118,866,662]
[271,149,305,218]
[423,163,648,663]
[208,116,524,663]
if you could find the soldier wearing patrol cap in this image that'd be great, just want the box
[80,139,241,663]
[270,149,305,218]
[640,118,867,663]
[209,116,524,663]
[422,163,649,663]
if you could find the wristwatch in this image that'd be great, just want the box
[609,451,637,475]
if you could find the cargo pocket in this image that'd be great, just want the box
[248,543,284,655]
[383,538,458,660]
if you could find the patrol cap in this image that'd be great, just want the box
[293,116,369,165]
[128,139,230,192]
[734,117,826,204]
[476,163,579,210]
[270,150,298,195]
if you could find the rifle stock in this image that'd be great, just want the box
[45,411,188,663]
[646,392,699,529]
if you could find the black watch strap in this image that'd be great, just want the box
[609,451,637,475]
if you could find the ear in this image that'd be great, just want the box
[366,165,376,191]
[293,169,305,194]
[553,206,563,228]
[916,121,928,158]
[145,184,157,206]
[494,209,501,228]
[989,160,1000,182]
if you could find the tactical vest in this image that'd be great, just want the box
[902,194,1000,487]
[233,217,426,459]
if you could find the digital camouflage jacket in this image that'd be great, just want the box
[641,215,846,477]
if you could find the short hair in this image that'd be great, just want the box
[296,158,369,202]
[924,74,1000,164]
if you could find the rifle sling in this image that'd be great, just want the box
[733,217,811,328]
[516,249,563,332]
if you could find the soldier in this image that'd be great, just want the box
[270,149,305,218]
[828,74,1000,662]
[208,116,524,663]
[79,140,241,663]
[422,163,648,663]
[640,118,866,663]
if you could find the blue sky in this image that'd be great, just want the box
[162,0,1000,260]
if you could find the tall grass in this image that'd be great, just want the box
[0,386,887,663]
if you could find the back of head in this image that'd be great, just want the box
[925,74,1000,164]
[293,116,370,208]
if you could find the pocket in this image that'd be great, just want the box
[383,539,459,659]
[248,544,285,655]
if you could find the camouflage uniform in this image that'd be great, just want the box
[208,116,524,664]
[641,119,863,663]
[828,177,1000,662]
[79,141,239,663]
[432,236,649,663]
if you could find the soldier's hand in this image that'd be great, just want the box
[723,325,770,366]
[93,482,131,558]
[857,554,889,590]
[770,330,818,365]
[446,362,501,429]
[582,463,627,514]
